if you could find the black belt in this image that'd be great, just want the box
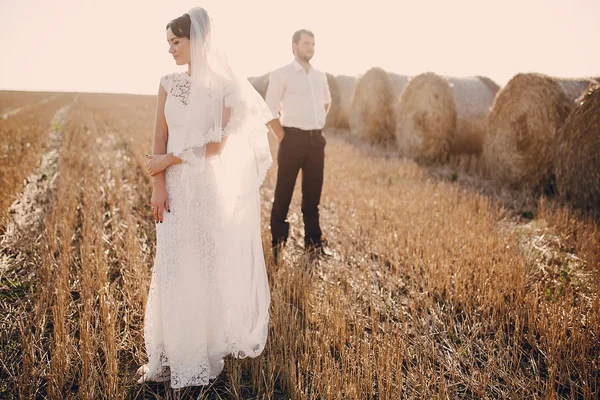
[284,127,322,136]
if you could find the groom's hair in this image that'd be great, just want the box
[167,14,192,39]
[292,29,314,44]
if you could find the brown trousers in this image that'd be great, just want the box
[270,126,326,248]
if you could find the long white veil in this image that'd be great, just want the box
[175,7,273,358]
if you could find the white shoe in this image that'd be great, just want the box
[136,364,170,384]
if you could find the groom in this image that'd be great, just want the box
[266,29,331,261]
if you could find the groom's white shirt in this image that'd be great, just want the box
[266,59,331,131]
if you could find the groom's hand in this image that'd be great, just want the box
[267,119,285,143]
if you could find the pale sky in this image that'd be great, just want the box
[1,0,598,95]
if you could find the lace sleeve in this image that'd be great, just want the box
[160,74,172,92]
[173,125,208,166]
[173,146,205,166]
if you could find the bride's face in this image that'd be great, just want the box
[167,27,191,66]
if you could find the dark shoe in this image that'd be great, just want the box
[319,245,332,257]
[305,242,331,260]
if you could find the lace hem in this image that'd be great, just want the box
[142,334,266,388]
[173,114,245,165]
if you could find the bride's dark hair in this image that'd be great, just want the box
[167,14,191,38]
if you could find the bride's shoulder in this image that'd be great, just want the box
[160,72,181,81]
[160,72,187,91]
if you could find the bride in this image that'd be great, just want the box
[136,7,273,388]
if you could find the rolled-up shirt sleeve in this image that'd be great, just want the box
[265,70,284,120]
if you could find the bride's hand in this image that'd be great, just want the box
[150,184,170,223]
[146,154,170,176]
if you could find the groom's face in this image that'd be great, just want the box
[293,33,315,62]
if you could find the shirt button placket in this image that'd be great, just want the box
[306,71,319,129]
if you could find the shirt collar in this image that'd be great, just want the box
[292,58,311,72]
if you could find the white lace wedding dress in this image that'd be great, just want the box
[140,71,270,388]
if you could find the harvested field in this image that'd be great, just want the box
[0,92,598,399]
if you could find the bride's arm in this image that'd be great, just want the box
[153,85,169,168]
[149,84,170,222]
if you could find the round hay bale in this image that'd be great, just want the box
[395,73,453,161]
[324,73,342,129]
[388,72,410,98]
[249,73,269,99]
[557,79,596,102]
[483,73,595,188]
[395,72,498,162]
[575,80,600,104]
[450,76,500,155]
[335,75,357,130]
[476,75,501,93]
[349,67,396,144]
[554,83,600,212]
